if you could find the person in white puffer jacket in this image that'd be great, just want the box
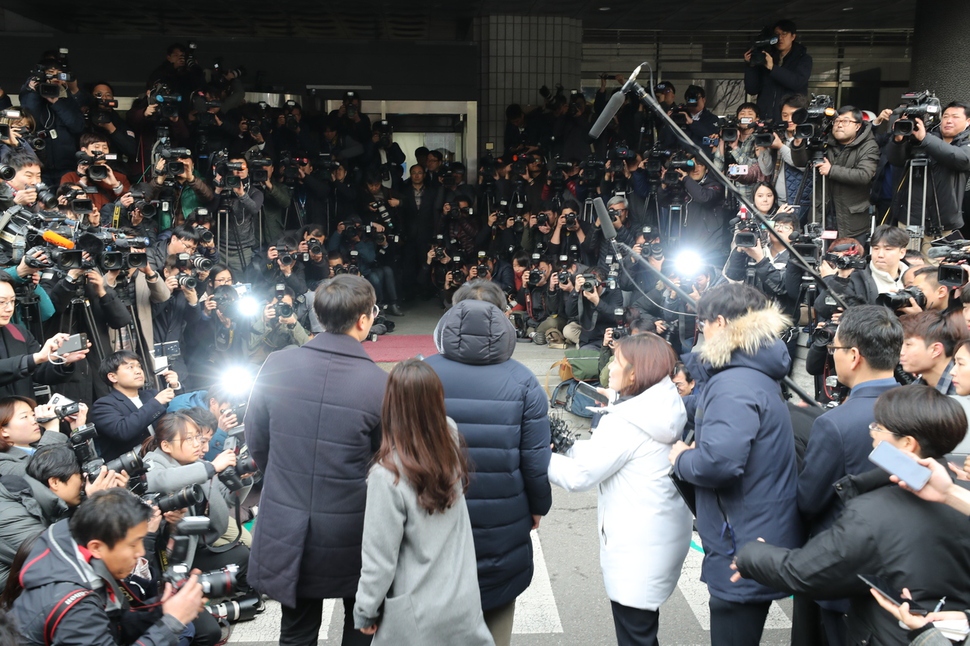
[548,332,692,646]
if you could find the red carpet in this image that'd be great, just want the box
[364,335,439,363]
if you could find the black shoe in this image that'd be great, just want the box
[387,304,404,316]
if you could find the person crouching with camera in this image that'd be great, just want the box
[140,411,256,607]
[0,395,86,478]
[9,489,210,646]
[247,285,309,365]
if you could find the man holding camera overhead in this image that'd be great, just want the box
[744,19,813,123]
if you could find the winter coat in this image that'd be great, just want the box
[791,122,881,238]
[425,299,552,611]
[143,447,248,567]
[548,377,692,610]
[744,42,813,123]
[673,304,803,603]
[0,430,68,480]
[0,473,70,589]
[0,323,74,400]
[89,388,167,463]
[353,443,493,646]
[12,519,186,646]
[736,468,970,646]
[887,127,970,232]
[245,332,387,607]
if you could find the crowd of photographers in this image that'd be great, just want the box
[0,17,970,646]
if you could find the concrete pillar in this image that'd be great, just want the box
[910,9,970,103]
[474,15,583,156]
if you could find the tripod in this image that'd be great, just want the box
[62,278,105,363]
[897,153,942,250]
[112,270,161,390]
[792,147,828,230]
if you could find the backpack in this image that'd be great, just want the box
[550,378,598,418]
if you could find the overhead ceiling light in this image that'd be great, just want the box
[599,6,611,10]
[843,6,854,9]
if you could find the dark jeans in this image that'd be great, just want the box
[610,601,659,646]
[709,597,771,646]
[280,597,372,646]
[820,608,848,646]
[365,264,398,305]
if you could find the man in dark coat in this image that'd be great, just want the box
[245,275,386,646]
[796,306,902,646]
[734,386,970,646]
[669,283,803,646]
[743,20,813,123]
[89,350,176,462]
[425,280,552,646]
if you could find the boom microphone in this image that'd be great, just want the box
[593,197,617,241]
[589,91,626,139]
[927,245,968,259]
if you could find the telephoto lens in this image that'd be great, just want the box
[190,255,213,271]
[155,484,205,513]
[196,564,238,597]
[176,274,197,290]
[207,594,262,622]
[104,449,146,477]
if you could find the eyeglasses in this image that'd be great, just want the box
[371,304,380,319]
[180,435,204,446]
[826,345,849,355]
[868,422,898,438]
[0,298,16,309]
[697,320,707,332]
[833,118,860,126]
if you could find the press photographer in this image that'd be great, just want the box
[59,133,130,211]
[548,199,594,266]
[1,150,45,209]
[0,394,84,479]
[563,270,622,349]
[662,154,727,264]
[19,53,86,186]
[10,488,209,646]
[791,106,880,241]
[212,155,263,272]
[0,443,126,589]
[141,411,254,597]
[743,20,813,122]
[89,350,179,462]
[247,285,310,365]
[147,152,214,228]
[887,99,970,249]
[81,82,138,161]
[714,103,776,203]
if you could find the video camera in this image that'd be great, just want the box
[893,90,943,136]
[730,208,767,248]
[217,433,259,493]
[748,28,779,68]
[151,84,182,120]
[877,286,926,313]
[792,94,836,141]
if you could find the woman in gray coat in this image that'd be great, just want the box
[0,396,75,478]
[354,359,493,646]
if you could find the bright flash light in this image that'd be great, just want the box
[236,295,261,318]
[674,249,703,278]
[220,365,255,398]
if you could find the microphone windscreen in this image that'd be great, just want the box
[41,230,75,249]
[589,91,626,139]
[594,197,617,241]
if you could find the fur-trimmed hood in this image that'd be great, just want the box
[700,304,792,377]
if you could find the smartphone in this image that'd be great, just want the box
[868,441,932,491]
[728,164,749,176]
[576,381,610,407]
[59,333,87,354]
[857,574,928,615]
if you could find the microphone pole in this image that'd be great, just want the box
[605,66,848,312]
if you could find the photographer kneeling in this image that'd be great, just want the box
[141,411,254,601]
[10,489,208,646]
[0,443,126,589]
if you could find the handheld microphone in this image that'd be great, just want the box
[41,230,75,249]
[593,197,617,241]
